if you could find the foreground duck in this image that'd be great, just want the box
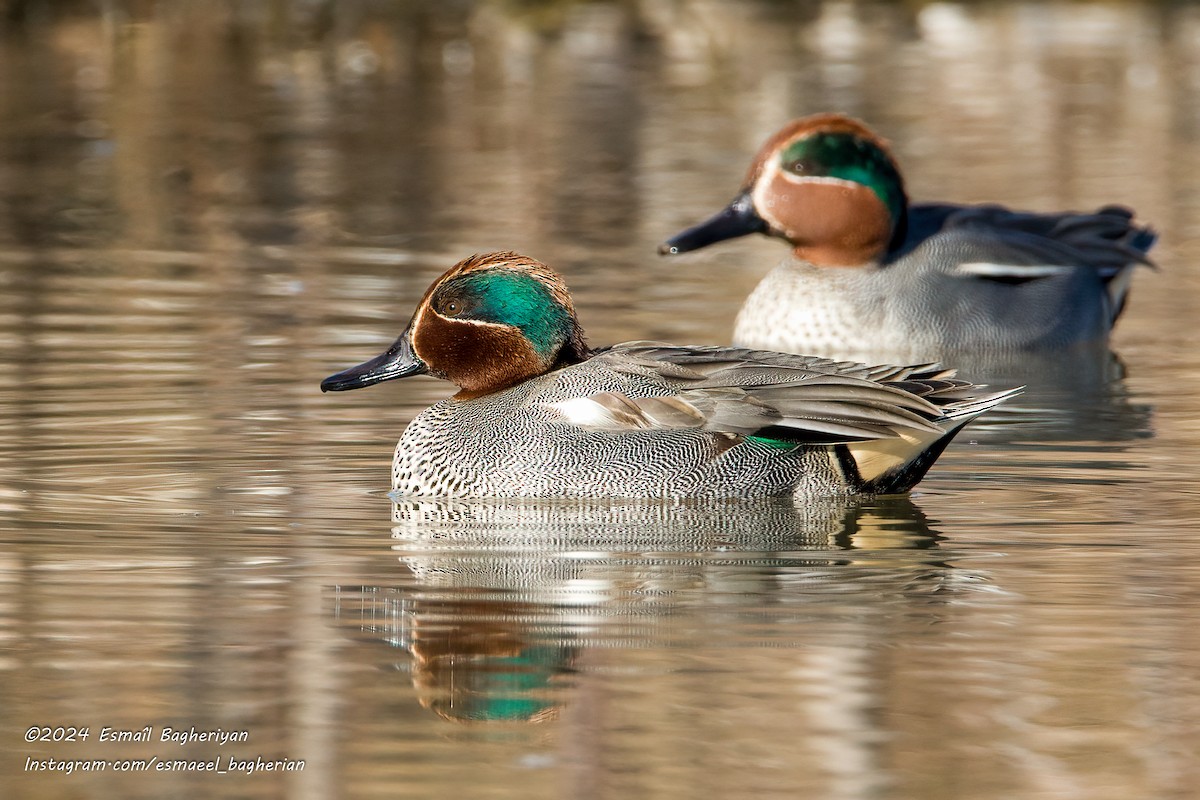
[660,114,1156,361]
[322,251,1016,499]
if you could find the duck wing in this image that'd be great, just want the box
[900,202,1156,282]
[548,344,1015,445]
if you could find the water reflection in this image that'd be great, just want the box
[329,496,975,725]
[3,1,1200,798]
[334,588,577,724]
[936,346,1155,445]
[388,495,940,592]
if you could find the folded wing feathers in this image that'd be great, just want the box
[748,381,940,420]
[629,395,709,428]
[613,342,875,379]
[951,204,1156,276]
[615,345,968,391]
[766,398,944,434]
[549,364,1007,443]
[935,385,1024,421]
[863,363,948,382]
[880,377,977,401]
[560,344,1017,441]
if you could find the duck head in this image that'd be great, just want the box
[659,114,909,266]
[321,251,591,399]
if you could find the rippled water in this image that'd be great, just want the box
[3,2,1200,798]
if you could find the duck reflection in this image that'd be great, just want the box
[390,495,871,595]
[332,495,973,724]
[335,586,574,724]
[891,346,1154,445]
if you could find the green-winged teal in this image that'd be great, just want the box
[660,113,1156,362]
[322,251,1015,499]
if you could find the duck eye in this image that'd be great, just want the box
[784,158,816,176]
[445,301,459,314]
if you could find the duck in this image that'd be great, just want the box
[321,251,1016,499]
[659,113,1156,363]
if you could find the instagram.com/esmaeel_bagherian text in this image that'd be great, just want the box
[25,755,306,776]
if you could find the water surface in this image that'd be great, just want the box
[2,2,1199,799]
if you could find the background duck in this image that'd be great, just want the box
[660,113,1156,364]
[322,251,1016,499]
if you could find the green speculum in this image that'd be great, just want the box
[746,434,801,450]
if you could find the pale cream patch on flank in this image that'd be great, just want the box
[547,393,706,431]
[845,429,940,483]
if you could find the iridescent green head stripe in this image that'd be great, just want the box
[779,130,907,225]
[431,261,576,361]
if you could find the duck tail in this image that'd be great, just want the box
[833,386,1021,495]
